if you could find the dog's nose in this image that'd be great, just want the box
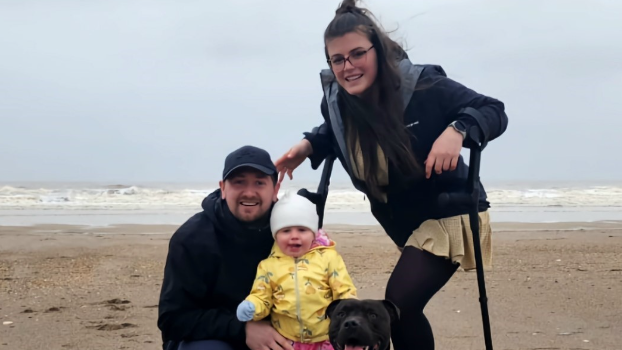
[343,319,359,329]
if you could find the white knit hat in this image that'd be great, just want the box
[270,191,319,238]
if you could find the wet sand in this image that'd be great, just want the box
[1,222,621,350]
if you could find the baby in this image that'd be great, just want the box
[237,191,358,350]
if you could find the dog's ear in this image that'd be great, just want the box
[382,299,400,323]
[325,299,343,319]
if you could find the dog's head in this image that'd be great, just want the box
[326,299,399,350]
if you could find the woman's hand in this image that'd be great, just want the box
[424,126,464,179]
[274,139,313,183]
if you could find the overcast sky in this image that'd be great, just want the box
[1,0,620,184]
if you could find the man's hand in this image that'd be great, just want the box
[245,320,294,350]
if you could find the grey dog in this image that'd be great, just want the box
[325,299,400,350]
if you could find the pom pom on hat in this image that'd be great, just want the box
[270,191,319,237]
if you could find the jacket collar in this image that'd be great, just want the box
[268,239,336,260]
[318,58,424,178]
[202,189,273,244]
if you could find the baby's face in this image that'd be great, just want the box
[275,226,315,258]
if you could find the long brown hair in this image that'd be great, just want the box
[324,0,422,199]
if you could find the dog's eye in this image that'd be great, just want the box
[368,313,377,319]
[337,311,346,318]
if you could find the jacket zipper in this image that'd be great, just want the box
[293,258,304,341]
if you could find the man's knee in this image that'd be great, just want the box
[178,340,235,350]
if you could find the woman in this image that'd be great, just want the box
[274,1,509,349]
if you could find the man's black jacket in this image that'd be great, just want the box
[157,189,275,350]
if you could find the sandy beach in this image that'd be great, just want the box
[1,221,621,350]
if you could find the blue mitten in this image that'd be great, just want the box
[236,300,256,322]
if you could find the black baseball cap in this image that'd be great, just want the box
[222,145,277,181]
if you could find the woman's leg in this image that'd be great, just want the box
[178,340,235,350]
[385,246,459,350]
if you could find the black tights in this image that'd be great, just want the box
[385,246,459,350]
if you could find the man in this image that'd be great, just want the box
[158,145,295,350]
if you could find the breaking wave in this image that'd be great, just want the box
[1,183,621,211]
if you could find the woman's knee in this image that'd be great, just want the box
[385,257,426,311]
[385,277,424,313]
[385,246,457,312]
[178,340,235,350]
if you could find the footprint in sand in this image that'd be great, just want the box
[103,298,131,305]
[87,323,137,331]
[92,298,132,311]
[108,304,129,311]
[45,307,63,313]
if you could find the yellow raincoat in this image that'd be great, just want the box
[244,240,357,343]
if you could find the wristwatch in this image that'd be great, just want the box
[448,120,467,139]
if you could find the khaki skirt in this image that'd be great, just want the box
[401,210,493,271]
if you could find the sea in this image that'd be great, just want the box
[1,180,622,227]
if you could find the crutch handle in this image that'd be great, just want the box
[437,192,473,209]
[297,188,322,206]
[463,125,484,151]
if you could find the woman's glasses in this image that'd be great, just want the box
[327,45,374,72]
